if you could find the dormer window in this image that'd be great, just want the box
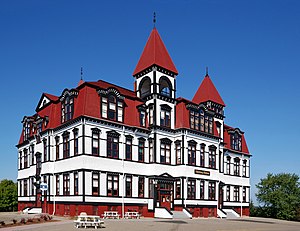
[139,110,146,127]
[23,122,30,141]
[190,108,213,134]
[160,105,171,128]
[101,95,123,122]
[231,132,242,151]
[61,95,74,123]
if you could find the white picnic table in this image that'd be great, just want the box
[124,211,140,219]
[102,211,120,219]
[74,215,105,229]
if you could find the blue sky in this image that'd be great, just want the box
[1,0,299,202]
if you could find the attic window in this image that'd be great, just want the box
[231,132,242,151]
[61,95,74,123]
[189,109,213,134]
[23,122,30,141]
[101,95,123,123]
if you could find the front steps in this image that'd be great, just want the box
[154,208,192,219]
[222,209,240,219]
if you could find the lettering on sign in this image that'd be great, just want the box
[194,169,210,176]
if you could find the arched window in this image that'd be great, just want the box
[139,78,151,98]
[61,95,74,123]
[101,94,124,122]
[159,77,172,97]
[231,132,242,151]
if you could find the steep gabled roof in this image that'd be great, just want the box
[133,28,178,76]
[192,75,225,106]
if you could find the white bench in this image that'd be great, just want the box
[124,211,140,219]
[102,211,120,219]
[74,215,105,229]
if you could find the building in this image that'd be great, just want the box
[17,26,251,218]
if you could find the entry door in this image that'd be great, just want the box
[160,194,171,210]
[218,185,223,209]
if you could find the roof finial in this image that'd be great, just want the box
[205,66,209,76]
[80,67,83,80]
[153,12,156,28]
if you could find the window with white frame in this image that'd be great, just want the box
[92,172,99,196]
[175,141,181,165]
[149,139,154,163]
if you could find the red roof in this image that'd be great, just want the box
[133,28,178,76]
[192,75,225,106]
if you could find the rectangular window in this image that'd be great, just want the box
[43,139,47,162]
[138,139,145,162]
[117,101,123,122]
[62,96,74,123]
[138,177,144,197]
[55,137,60,160]
[209,147,216,169]
[139,110,146,127]
[188,143,196,166]
[19,151,22,169]
[226,186,230,201]
[200,180,205,199]
[125,137,132,160]
[234,158,240,176]
[101,97,108,118]
[63,174,70,195]
[74,172,79,195]
[24,149,28,168]
[226,157,231,174]
[175,142,181,165]
[92,172,99,196]
[160,143,171,164]
[200,145,205,167]
[149,139,154,163]
[243,187,247,202]
[126,176,132,197]
[208,181,216,200]
[74,129,79,156]
[31,177,35,195]
[92,131,99,156]
[160,108,171,127]
[56,175,60,195]
[107,136,119,159]
[30,145,34,166]
[242,160,247,177]
[149,106,154,125]
[63,135,70,158]
[175,180,181,198]
[107,174,119,197]
[24,179,28,196]
[234,186,239,202]
[187,179,196,199]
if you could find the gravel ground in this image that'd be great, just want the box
[1,213,300,231]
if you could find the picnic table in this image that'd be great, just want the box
[124,211,140,219]
[102,211,120,219]
[74,215,105,229]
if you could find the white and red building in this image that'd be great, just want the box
[17,27,251,218]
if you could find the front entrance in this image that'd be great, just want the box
[157,182,173,210]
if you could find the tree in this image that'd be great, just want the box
[0,179,18,212]
[256,173,300,221]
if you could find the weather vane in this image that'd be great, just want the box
[153,12,156,28]
[80,67,83,80]
[206,66,209,76]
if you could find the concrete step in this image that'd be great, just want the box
[172,210,191,219]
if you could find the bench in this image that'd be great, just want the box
[74,215,105,229]
[102,211,120,219]
[124,211,140,219]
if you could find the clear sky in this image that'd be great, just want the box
[1,0,299,203]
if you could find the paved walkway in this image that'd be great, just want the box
[0,214,300,231]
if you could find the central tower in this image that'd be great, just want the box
[133,27,178,129]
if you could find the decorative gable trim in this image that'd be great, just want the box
[60,89,78,101]
[97,88,125,100]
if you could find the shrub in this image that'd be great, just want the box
[12,219,17,224]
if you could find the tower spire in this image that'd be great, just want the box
[206,66,209,76]
[153,12,156,28]
[80,67,83,80]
